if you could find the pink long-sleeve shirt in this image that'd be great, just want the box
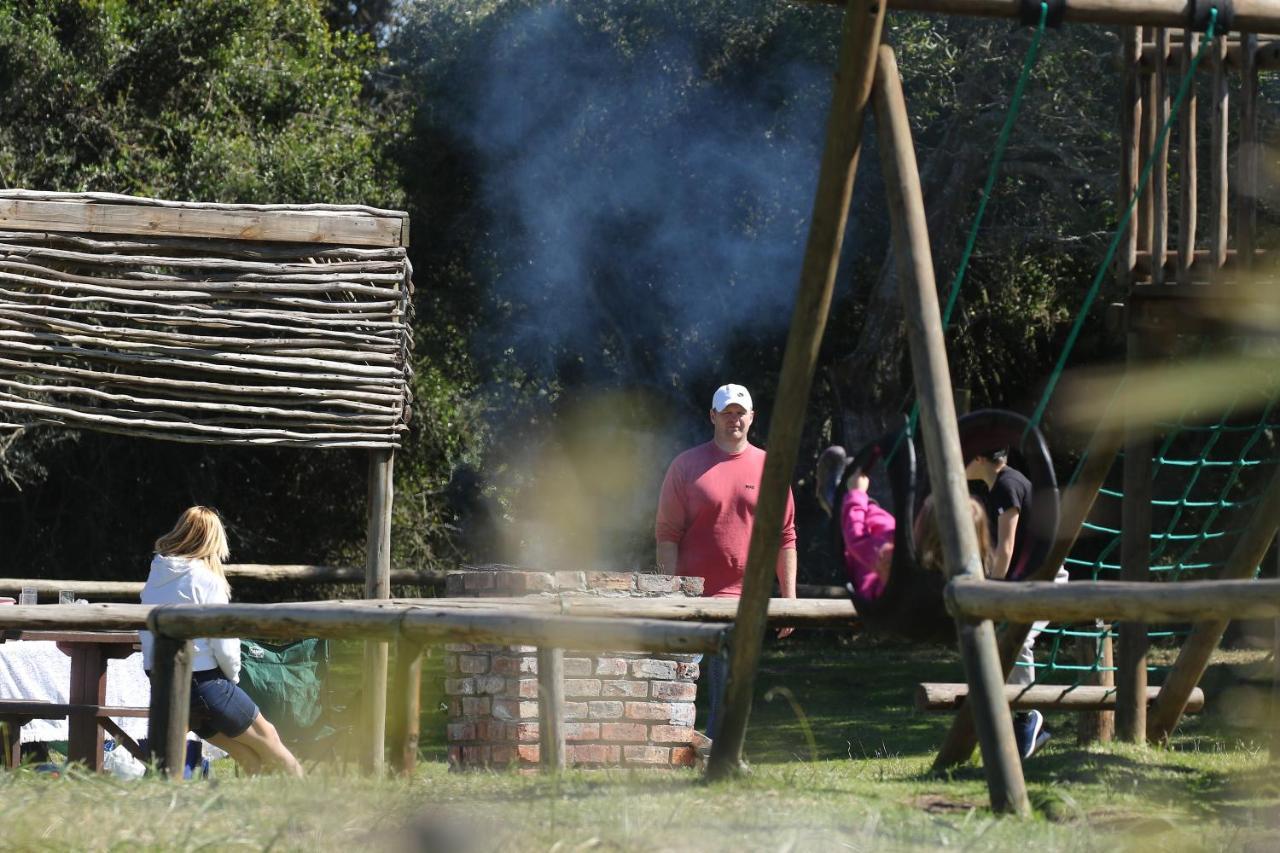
[655,441,796,598]
[840,489,894,601]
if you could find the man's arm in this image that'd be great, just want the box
[657,541,679,576]
[775,547,797,638]
[990,508,1020,579]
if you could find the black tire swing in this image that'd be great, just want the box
[831,410,1059,640]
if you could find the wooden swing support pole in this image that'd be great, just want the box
[705,0,885,781]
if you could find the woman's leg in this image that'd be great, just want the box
[207,733,261,776]
[230,713,304,777]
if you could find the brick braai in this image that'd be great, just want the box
[443,568,707,769]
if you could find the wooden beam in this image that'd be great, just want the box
[1119,27,1142,288]
[362,448,394,775]
[948,578,1280,623]
[0,197,406,248]
[146,602,732,653]
[1147,462,1280,742]
[537,647,567,771]
[874,44,1028,815]
[1176,29,1197,285]
[1152,28,1170,285]
[0,566,445,601]
[1139,27,1157,257]
[706,0,885,783]
[0,603,150,631]
[1141,40,1280,71]
[1118,331,1154,742]
[1238,34,1260,271]
[228,564,444,587]
[389,639,423,777]
[402,596,858,626]
[803,0,1280,34]
[916,682,1204,712]
[1210,34,1230,270]
[1077,625,1116,744]
[146,634,192,779]
[1135,248,1267,281]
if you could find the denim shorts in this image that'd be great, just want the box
[189,669,258,739]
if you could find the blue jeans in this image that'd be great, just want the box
[704,652,729,739]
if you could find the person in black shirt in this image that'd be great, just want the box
[966,446,1053,758]
[966,447,1034,580]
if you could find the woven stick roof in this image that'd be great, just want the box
[0,191,412,449]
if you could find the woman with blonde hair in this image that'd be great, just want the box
[140,506,303,777]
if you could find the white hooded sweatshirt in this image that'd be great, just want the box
[139,554,240,682]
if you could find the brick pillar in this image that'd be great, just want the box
[443,569,705,770]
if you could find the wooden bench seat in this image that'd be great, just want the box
[915,682,1205,712]
[0,700,150,768]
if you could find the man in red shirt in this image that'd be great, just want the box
[655,383,797,737]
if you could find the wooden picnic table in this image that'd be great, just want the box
[0,630,147,770]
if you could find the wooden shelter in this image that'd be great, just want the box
[0,189,412,772]
[714,0,1280,817]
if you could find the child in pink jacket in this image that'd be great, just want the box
[839,471,896,601]
[837,470,993,601]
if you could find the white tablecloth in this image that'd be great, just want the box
[0,640,151,743]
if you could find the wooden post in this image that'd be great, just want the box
[705,0,885,781]
[1138,28,1157,261]
[537,647,566,771]
[1117,333,1153,742]
[1147,463,1280,741]
[1272,606,1280,762]
[361,448,393,774]
[1272,535,1280,762]
[1209,32,1229,270]
[933,430,1119,768]
[67,644,108,770]
[1176,29,1197,285]
[146,634,192,779]
[1237,33,1259,272]
[1152,28,1170,284]
[874,44,1028,816]
[1077,623,1116,744]
[389,639,423,776]
[1119,27,1142,288]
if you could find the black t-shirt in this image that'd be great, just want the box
[984,466,1033,579]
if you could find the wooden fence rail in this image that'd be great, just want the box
[0,565,446,601]
[948,578,1280,623]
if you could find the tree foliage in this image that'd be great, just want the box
[4,0,1272,585]
[0,0,478,582]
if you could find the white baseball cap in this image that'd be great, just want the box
[711,384,753,413]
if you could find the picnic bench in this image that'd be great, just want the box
[0,630,150,769]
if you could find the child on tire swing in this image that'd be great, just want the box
[816,446,1052,760]
[815,457,992,603]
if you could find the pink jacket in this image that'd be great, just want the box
[840,489,895,601]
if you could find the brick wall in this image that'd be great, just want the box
[443,568,707,770]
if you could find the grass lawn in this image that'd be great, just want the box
[3,633,1279,851]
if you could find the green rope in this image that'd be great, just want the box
[1025,10,1219,434]
[892,2,1050,458]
